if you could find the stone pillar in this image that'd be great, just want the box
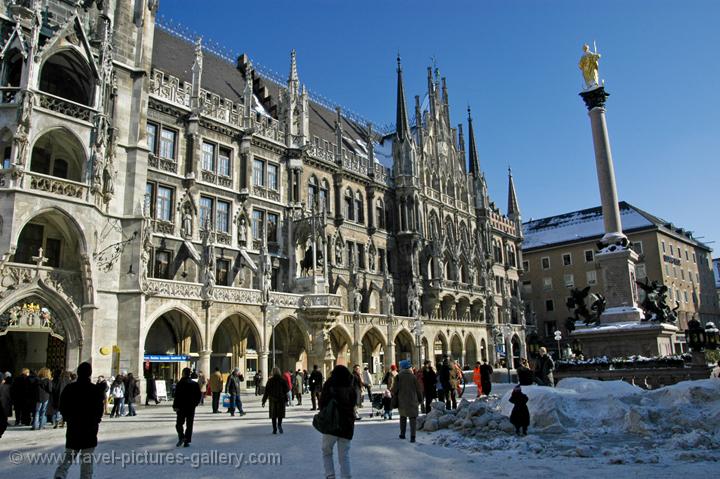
[198,350,211,379]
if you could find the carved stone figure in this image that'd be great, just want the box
[102,159,114,200]
[579,43,601,90]
[262,250,272,302]
[237,215,247,246]
[335,240,343,265]
[636,278,679,323]
[353,289,363,314]
[182,207,193,238]
[564,286,603,330]
[13,123,28,166]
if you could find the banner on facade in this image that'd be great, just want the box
[143,354,191,362]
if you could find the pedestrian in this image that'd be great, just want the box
[533,347,555,387]
[318,365,356,479]
[414,366,425,413]
[294,369,304,406]
[208,367,223,413]
[382,388,393,420]
[509,385,530,436]
[351,364,363,420]
[262,367,289,434]
[197,371,207,406]
[391,360,423,443]
[303,369,309,394]
[283,370,293,406]
[118,371,128,416]
[32,367,52,430]
[480,359,494,396]
[362,366,373,403]
[0,373,11,438]
[109,377,125,418]
[226,368,246,416]
[11,368,32,426]
[438,357,455,409]
[386,364,398,391]
[52,362,104,479]
[472,361,483,397]
[145,373,159,405]
[253,370,263,396]
[421,360,437,414]
[450,360,463,399]
[309,365,323,411]
[517,358,535,386]
[51,370,71,428]
[173,367,201,447]
[126,373,140,416]
[96,376,109,415]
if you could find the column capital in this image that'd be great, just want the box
[579,86,609,111]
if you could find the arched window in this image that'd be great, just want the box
[355,191,364,224]
[320,179,330,213]
[446,178,455,198]
[39,50,94,106]
[376,199,385,229]
[1,49,23,87]
[344,188,354,221]
[308,175,318,210]
[30,129,85,181]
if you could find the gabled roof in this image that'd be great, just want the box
[522,201,710,252]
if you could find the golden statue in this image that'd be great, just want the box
[579,43,601,90]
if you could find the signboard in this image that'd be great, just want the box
[143,354,191,362]
[155,380,167,401]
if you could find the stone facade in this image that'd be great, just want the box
[0,1,524,386]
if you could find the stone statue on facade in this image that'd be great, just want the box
[237,215,247,246]
[579,43,601,90]
[383,273,394,316]
[352,288,363,314]
[139,208,154,288]
[13,123,28,167]
[334,240,343,265]
[181,205,193,238]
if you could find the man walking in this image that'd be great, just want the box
[309,365,323,410]
[534,347,555,387]
[53,362,104,479]
[173,367,201,447]
[227,368,246,416]
[480,359,493,396]
[253,370,263,396]
[362,366,373,402]
[208,368,223,413]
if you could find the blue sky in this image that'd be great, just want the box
[158,0,720,250]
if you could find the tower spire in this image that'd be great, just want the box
[288,48,299,94]
[395,54,411,143]
[507,167,521,221]
[467,107,481,176]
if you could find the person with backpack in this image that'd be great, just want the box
[316,365,356,479]
[308,365,323,411]
[173,367,201,447]
[421,360,437,414]
[391,360,423,443]
[262,367,289,434]
[109,377,125,418]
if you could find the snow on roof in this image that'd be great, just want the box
[252,94,271,118]
[522,202,654,250]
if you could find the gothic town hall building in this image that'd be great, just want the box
[0,0,525,386]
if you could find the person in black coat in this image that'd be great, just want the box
[262,367,289,434]
[145,373,159,405]
[51,370,71,428]
[124,373,139,416]
[509,386,530,435]
[516,358,535,386]
[421,361,437,414]
[173,367,201,447]
[308,365,323,411]
[438,357,453,409]
[32,368,52,430]
[53,362,105,479]
[319,365,357,479]
[480,360,494,396]
[533,347,555,387]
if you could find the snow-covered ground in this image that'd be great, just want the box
[1,380,717,478]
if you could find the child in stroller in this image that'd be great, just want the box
[381,389,393,420]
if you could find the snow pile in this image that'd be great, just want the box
[422,378,720,464]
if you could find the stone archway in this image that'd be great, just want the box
[511,334,523,369]
[450,334,463,364]
[361,326,385,374]
[465,334,478,366]
[39,49,95,106]
[433,331,448,364]
[394,329,414,366]
[144,309,203,381]
[327,324,353,367]
[211,314,261,380]
[269,317,307,373]
[30,128,87,182]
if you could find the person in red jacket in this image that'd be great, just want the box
[283,370,293,406]
[472,362,482,398]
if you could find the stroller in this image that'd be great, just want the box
[370,393,384,417]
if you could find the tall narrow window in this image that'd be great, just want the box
[216,259,230,286]
[320,180,330,213]
[253,159,265,187]
[376,199,385,229]
[344,189,354,221]
[252,210,265,240]
[355,191,364,224]
[216,200,230,233]
[156,186,173,222]
[218,147,231,177]
[159,128,176,159]
[145,183,155,217]
[199,196,214,229]
[146,123,157,154]
[267,163,278,191]
[154,251,171,279]
[202,142,215,172]
[267,212,279,243]
[308,176,318,210]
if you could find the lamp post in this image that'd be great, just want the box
[554,330,563,360]
[704,322,719,351]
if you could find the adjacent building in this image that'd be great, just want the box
[0,0,525,385]
[521,201,718,354]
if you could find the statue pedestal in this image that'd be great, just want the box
[571,321,678,358]
[596,248,644,323]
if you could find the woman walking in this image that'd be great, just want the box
[109,377,125,418]
[318,365,356,479]
[32,368,52,430]
[261,367,289,434]
[391,360,423,443]
[125,373,139,416]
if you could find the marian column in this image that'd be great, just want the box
[578,44,643,323]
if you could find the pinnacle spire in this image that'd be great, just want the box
[395,54,411,143]
[507,167,521,221]
[288,49,299,93]
[467,107,481,175]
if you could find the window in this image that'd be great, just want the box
[586,270,597,285]
[144,182,154,217]
[159,128,176,159]
[692,253,696,263]
[680,269,685,280]
[267,163,278,191]
[202,142,215,172]
[218,147,231,177]
[252,210,265,240]
[146,123,157,154]
[661,240,666,253]
[632,241,643,255]
[378,249,386,273]
[376,199,385,229]
[683,290,688,303]
[253,159,265,187]
[562,253,572,266]
[216,259,230,286]
[564,274,575,288]
[266,212,278,243]
[344,189,354,221]
[545,299,554,312]
[153,251,171,279]
[584,250,594,262]
[355,191,364,224]
[635,263,646,281]
[320,180,330,213]
[543,277,552,291]
[522,260,529,272]
[684,249,689,261]
[541,257,550,270]
[664,264,670,276]
[522,281,532,294]
[156,185,173,222]
[199,196,214,229]
[308,176,318,210]
[669,244,674,256]
[216,200,230,233]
